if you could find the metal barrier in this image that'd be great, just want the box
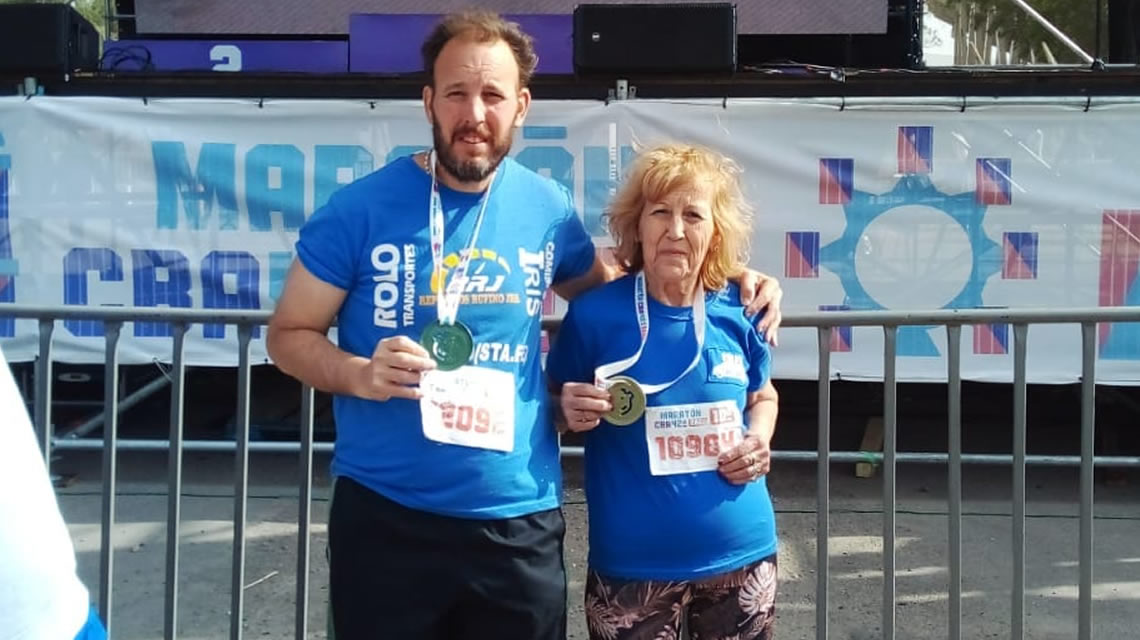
[3,303,1140,640]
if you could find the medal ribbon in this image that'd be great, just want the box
[428,149,496,326]
[594,271,706,393]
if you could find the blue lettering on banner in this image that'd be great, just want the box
[154,136,629,234]
[201,251,261,338]
[515,146,574,194]
[246,144,305,231]
[153,142,239,230]
[0,132,14,337]
[131,249,192,337]
[583,145,635,235]
[63,248,124,337]
[120,131,633,340]
[517,126,574,193]
[154,142,375,231]
[60,248,267,339]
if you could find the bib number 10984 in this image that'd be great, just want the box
[654,429,738,462]
[645,400,743,476]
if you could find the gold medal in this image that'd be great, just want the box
[603,376,645,426]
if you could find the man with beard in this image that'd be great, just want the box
[266,9,783,639]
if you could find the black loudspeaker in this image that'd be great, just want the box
[0,3,101,74]
[1108,0,1140,63]
[574,3,737,74]
[739,0,923,70]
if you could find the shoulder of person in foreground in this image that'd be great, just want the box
[291,155,423,290]
[319,154,422,212]
[710,281,747,312]
[546,274,635,383]
[569,270,635,312]
[551,274,636,338]
[711,281,774,344]
[713,282,775,390]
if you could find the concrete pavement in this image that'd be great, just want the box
[50,449,1139,639]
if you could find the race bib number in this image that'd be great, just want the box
[420,366,515,452]
[645,400,743,476]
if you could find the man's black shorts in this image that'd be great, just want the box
[328,476,568,640]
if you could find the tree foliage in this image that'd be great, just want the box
[929,0,1107,63]
[72,0,107,36]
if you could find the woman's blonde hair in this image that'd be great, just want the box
[607,143,753,291]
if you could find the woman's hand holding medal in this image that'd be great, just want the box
[354,335,437,402]
[559,382,612,432]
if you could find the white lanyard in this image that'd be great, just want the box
[427,150,496,325]
[594,271,706,394]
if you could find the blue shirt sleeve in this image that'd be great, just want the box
[546,302,593,386]
[551,187,596,286]
[295,193,360,291]
[746,322,772,392]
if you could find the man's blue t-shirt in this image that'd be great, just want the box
[295,155,594,519]
[546,275,778,580]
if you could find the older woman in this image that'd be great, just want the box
[546,143,780,640]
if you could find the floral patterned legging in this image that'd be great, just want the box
[584,554,778,640]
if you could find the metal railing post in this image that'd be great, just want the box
[1011,323,1029,640]
[164,323,188,640]
[98,321,122,634]
[1078,323,1096,640]
[34,318,55,464]
[946,325,963,640]
[882,327,898,640]
[816,327,831,640]
[296,384,315,640]
[230,326,254,640]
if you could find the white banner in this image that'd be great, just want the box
[0,96,1138,384]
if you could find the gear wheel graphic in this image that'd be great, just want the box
[819,172,1002,357]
